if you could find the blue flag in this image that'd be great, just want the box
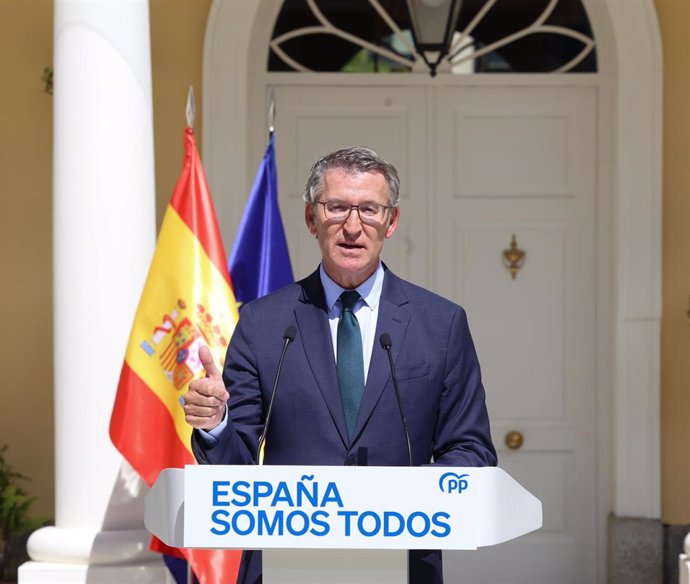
[229,133,294,303]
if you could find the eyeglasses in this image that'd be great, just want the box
[317,199,393,225]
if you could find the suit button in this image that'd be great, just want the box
[345,455,356,466]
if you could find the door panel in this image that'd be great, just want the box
[462,225,566,419]
[272,86,428,284]
[456,114,571,197]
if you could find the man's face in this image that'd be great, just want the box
[305,169,400,289]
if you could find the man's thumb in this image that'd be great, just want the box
[198,345,221,380]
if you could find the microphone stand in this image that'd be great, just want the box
[256,325,296,464]
[380,333,413,467]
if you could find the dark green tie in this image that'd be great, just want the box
[337,290,364,437]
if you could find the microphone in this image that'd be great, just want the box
[379,333,413,466]
[256,325,297,464]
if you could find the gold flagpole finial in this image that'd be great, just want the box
[186,85,196,129]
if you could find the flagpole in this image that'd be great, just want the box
[187,85,196,129]
[267,88,275,138]
[186,85,199,584]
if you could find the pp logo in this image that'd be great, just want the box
[439,472,469,494]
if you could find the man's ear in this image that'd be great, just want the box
[305,203,318,236]
[385,207,400,239]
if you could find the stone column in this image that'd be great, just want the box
[19,1,169,581]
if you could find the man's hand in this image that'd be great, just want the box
[183,346,228,431]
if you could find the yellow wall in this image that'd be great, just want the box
[657,0,690,524]
[1,0,689,526]
[0,0,55,519]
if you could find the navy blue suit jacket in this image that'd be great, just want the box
[192,267,497,583]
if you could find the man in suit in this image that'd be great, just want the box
[183,146,497,584]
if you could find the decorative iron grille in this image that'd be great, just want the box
[269,0,597,73]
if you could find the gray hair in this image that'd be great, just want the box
[303,146,401,207]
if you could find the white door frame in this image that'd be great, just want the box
[201,0,663,577]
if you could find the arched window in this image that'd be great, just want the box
[269,0,597,74]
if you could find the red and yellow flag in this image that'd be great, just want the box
[110,127,241,583]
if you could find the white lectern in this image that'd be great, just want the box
[146,465,541,584]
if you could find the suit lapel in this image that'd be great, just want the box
[294,270,350,446]
[351,270,409,441]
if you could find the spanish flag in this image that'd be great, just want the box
[110,127,241,583]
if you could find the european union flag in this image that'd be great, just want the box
[229,133,294,303]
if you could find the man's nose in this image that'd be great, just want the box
[342,208,363,231]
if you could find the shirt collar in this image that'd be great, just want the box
[320,262,385,311]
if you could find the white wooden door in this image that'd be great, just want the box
[435,86,598,583]
[271,82,598,583]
